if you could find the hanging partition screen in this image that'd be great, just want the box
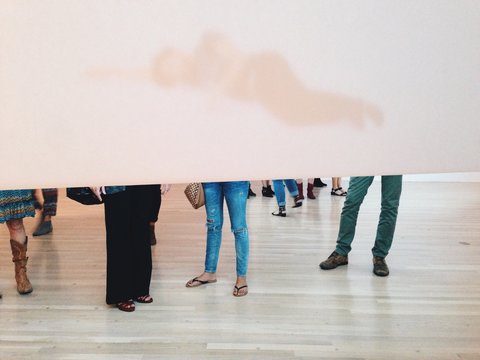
[1,1,479,188]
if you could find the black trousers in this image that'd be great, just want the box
[146,184,161,223]
[103,185,153,304]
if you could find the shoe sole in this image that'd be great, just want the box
[319,261,348,270]
[373,270,389,277]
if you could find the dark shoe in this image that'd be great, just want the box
[150,224,157,246]
[272,206,286,217]
[319,251,348,270]
[296,183,305,200]
[32,220,53,236]
[307,183,316,199]
[314,178,327,187]
[292,196,303,208]
[262,186,275,197]
[248,186,256,199]
[373,256,389,277]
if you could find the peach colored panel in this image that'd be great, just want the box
[1,1,479,189]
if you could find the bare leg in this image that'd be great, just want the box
[6,219,27,244]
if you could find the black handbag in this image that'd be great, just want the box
[66,187,103,205]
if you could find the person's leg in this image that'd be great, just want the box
[32,190,42,211]
[272,180,287,207]
[320,176,373,270]
[146,184,161,245]
[7,218,28,244]
[103,189,135,305]
[284,179,299,197]
[186,182,224,287]
[271,180,288,216]
[203,182,224,274]
[331,178,347,196]
[129,185,153,300]
[248,181,256,198]
[335,176,374,255]
[307,178,316,199]
[1,189,35,293]
[41,188,58,219]
[32,188,57,236]
[7,218,33,294]
[261,180,275,197]
[224,184,249,270]
[296,179,304,200]
[284,179,302,207]
[224,181,249,296]
[372,175,403,258]
[332,177,339,189]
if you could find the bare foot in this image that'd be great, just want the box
[233,276,248,297]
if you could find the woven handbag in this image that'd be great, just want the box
[184,183,205,209]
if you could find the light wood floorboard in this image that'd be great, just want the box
[0,181,479,359]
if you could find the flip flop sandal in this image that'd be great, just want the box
[233,285,248,297]
[135,295,153,303]
[185,277,217,288]
[116,299,135,312]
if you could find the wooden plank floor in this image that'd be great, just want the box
[0,181,479,360]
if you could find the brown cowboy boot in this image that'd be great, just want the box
[307,183,316,199]
[297,182,305,200]
[10,238,33,294]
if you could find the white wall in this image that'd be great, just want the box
[405,172,480,183]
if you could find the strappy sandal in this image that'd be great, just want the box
[331,187,347,196]
[233,285,248,297]
[135,295,153,303]
[185,277,217,288]
[116,299,135,312]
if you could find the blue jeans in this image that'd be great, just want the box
[272,179,299,207]
[202,181,249,277]
[335,175,403,258]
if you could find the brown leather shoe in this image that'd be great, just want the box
[319,251,348,270]
[373,256,389,277]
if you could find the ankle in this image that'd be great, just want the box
[200,272,217,281]
[235,276,247,287]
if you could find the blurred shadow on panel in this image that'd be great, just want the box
[152,33,384,128]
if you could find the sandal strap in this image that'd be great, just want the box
[190,277,210,285]
[234,285,248,291]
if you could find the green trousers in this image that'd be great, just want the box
[335,175,402,258]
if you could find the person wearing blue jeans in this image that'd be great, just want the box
[186,181,250,297]
[271,179,303,217]
[319,175,402,276]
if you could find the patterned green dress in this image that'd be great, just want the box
[0,190,35,223]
